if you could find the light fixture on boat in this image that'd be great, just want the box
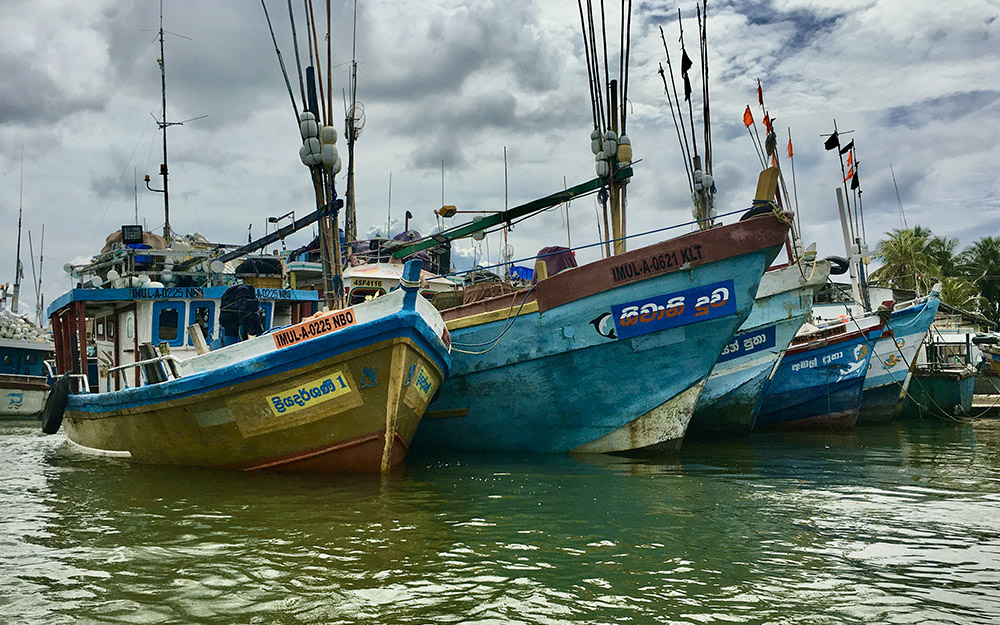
[435,205,458,218]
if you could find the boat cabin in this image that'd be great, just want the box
[48,285,319,393]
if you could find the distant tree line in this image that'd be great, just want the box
[869,227,1000,322]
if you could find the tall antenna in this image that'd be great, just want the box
[890,162,908,230]
[28,226,44,327]
[156,0,171,241]
[144,0,199,242]
[386,171,392,237]
[134,167,139,223]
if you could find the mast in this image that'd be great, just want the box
[12,148,24,314]
[344,0,359,243]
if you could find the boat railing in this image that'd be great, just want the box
[69,374,92,395]
[107,354,183,389]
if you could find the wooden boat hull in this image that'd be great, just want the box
[414,212,790,453]
[63,288,450,472]
[754,323,880,431]
[0,374,49,420]
[857,294,941,423]
[689,261,830,436]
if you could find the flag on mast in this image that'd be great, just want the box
[787,137,794,158]
[743,105,753,127]
[824,132,840,150]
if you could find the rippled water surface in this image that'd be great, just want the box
[2,419,999,624]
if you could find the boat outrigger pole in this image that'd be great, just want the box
[390,168,633,260]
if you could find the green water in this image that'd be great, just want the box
[2,419,999,624]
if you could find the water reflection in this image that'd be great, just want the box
[1,419,998,624]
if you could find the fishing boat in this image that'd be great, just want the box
[753,310,885,430]
[0,308,54,421]
[40,10,451,472]
[687,258,831,436]
[1,161,53,421]
[401,182,790,453]
[44,255,448,471]
[816,286,942,422]
[900,363,975,419]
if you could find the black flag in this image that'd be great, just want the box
[683,74,692,101]
[850,171,860,190]
[839,140,855,155]
[824,132,840,150]
[681,49,693,75]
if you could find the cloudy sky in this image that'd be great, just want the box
[1,0,998,317]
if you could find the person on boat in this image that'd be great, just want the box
[219,284,264,346]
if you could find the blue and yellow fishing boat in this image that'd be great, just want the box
[44,257,450,472]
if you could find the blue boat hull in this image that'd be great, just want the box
[754,326,879,431]
[689,263,827,435]
[858,295,940,423]
[415,224,787,453]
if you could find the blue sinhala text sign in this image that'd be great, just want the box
[611,279,737,340]
[716,324,777,363]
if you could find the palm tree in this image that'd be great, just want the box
[959,236,1000,321]
[870,226,940,294]
[925,235,961,277]
[940,276,985,313]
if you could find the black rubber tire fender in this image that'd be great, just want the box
[40,375,72,435]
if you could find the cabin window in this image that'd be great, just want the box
[107,318,115,339]
[152,301,185,347]
[349,288,385,305]
[2,354,11,366]
[26,353,36,365]
[125,316,134,340]
[95,319,105,339]
[187,301,215,345]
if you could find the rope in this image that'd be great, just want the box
[450,285,537,354]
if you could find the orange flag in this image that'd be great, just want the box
[845,166,854,182]
[763,114,772,134]
[743,105,753,127]
[770,153,778,167]
[787,137,794,158]
[846,150,853,167]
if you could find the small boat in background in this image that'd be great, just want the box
[754,310,885,430]
[688,258,831,436]
[0,308,53,421]
[900,363,975,419]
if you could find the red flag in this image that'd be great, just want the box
[757,80,763,106]
[763,113,772,134]
[743,105,753,127]
[846,150,853,167]
[770,153,778,167]
[787,137,794,158]
[845,166,854,182]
